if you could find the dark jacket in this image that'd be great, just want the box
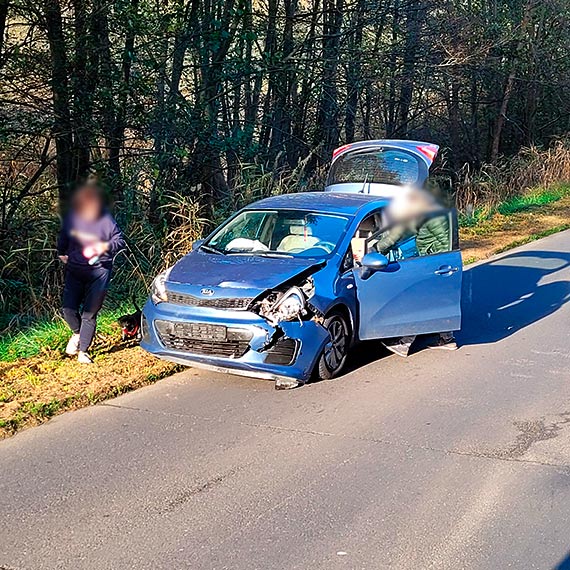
[57,211,125,269]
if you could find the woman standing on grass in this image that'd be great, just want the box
[57,183,125,364]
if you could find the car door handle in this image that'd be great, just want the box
[434,265,459,275]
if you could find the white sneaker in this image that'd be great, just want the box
[382,335,415,358]
[65,333,80,355]
[77,351,93,364]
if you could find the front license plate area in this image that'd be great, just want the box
[174,322,227,341]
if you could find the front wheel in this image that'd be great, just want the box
[317,312,350,380]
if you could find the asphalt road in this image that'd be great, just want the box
[2,231,570,570]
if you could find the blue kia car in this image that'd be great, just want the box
[141,140,462,389]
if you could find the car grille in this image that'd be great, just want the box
[155,320,252,358]
[168,291,253,310]
[264,338,298,366]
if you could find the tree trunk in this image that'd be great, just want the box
[0,0,8,65]
[44,0,74,211]
[490,0,533,162]
[385,0,400,137]
[314,0,344,163]
[71,0,95,183]
[490,68,515,162]
[345,0,365,142]
[397,0,424,136]
[108,0,140,200]
[268,0,297,169]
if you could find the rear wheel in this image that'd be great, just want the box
[317,312,350,380]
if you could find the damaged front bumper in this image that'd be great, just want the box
[140,300,330,384]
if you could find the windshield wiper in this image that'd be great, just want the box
[254,251,294,258]
[200,244,225,255]
[223,250,294,258]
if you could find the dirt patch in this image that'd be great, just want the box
[0,343,179,438]
[460,195,570,263]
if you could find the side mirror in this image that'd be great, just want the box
[192,239,205,251]
[360,252,389,280]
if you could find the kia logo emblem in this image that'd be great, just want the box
[201,288,215,296]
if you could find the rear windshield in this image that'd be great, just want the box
[328,148,422,186]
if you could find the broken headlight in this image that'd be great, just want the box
[151,267,172,304]
[259,286,307,326]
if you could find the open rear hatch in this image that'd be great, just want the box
[325,139,439,197]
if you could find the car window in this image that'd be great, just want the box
[205,209,350,258]
[350,211,384,265]
[369,212,452,261]
[328,148,422,186]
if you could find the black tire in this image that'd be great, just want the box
[317,312,350,380]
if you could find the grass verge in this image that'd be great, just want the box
[460,184,570,264]
[0,299,179,438]
[0,340,180,438]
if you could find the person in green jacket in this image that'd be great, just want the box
[373,187,457,357]
[373,214,451,257]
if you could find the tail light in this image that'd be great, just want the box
[332,144,352,159]
[416,144,438,163]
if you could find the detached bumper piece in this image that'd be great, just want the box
[155,320,252,358]
[274,377,302,390]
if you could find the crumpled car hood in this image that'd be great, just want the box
[167,249,323,298]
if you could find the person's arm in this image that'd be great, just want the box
[105,216,126,258]
[373,224,406,255]
[432,216,451,252]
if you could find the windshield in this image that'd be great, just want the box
[204,209,350,257]
[328,148,422,186]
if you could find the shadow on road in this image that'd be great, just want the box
[342,339,391,375]
[458,250,570,345]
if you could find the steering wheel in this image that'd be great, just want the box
[312,240,336,253]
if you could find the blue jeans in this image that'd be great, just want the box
[62,265,111,352]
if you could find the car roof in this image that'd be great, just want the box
[245,191,387,216]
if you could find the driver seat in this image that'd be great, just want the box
[277,225,319,252]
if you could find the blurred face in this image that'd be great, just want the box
[387,186,436,224]
[73,185,103,221]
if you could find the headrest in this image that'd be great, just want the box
[289,225,312,236]
[358,217,376,232]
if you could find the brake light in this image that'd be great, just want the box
[332,144,352,159]
[416,145,438,162]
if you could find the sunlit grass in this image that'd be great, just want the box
[459,184,570,228]
[0,304,130,362]
[497,185,570,215]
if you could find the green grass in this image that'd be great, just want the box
[459,184,570,227]
[497,185,570,215]
[0,304,130,362]
[458,208,491,228]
